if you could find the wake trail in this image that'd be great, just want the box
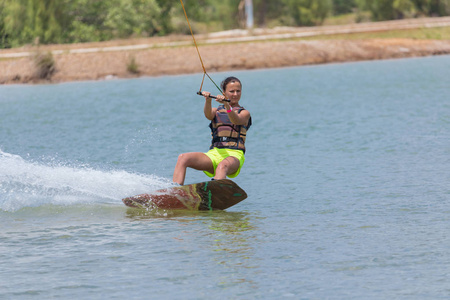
[0,150,172,212]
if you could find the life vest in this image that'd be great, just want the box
[209,105,252,153]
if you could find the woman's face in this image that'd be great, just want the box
[224,81,242,105]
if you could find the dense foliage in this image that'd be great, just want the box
[0,0,449,48]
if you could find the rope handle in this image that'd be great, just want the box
[197,91,230,102]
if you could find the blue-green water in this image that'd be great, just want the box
[1,55,449,299]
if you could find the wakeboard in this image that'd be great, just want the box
[122,179,247,210]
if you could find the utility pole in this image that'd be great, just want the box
[245,0,254,29]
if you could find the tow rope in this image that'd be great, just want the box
[179,0,227,100]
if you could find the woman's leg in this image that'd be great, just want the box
[214,156,240,180]
[173,152,214,185]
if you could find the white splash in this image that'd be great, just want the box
[0,150,172,212]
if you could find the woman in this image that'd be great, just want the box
[173,76,252,185]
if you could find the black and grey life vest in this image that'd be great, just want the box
[209,105,252,153]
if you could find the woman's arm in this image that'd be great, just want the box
[214,93,250,126]
[202,92,217,120]
[225,105,251,126]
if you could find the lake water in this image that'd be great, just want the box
[1,55,449,299]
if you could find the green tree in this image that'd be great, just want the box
[214,0,241,29]
[252,0,285,26]
[170,0,242,32]
[357,0,450,20]
[3,0,447,48]
[368,0,396,20]
[393,0,416,18]
[0,0,8,48]
[65,0,111,42]
[155,0,178,35]
[333,0,356,14]
[412,0,450,16]
[3,0,67,46]
[104,0,162,38]
[283,0,333,26]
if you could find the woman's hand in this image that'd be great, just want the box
[215,94,227,104]
[201,91,212,100]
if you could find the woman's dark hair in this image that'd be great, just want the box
[221,76,242,91]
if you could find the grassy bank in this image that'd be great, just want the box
[299,26,450,41]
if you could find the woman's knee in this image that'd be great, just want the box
[217,157,238,174]
[177,153,206,169]
[176,153,191,167]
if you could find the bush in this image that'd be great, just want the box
[33,51,56,79]
[126,55,139,74]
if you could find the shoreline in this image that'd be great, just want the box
[1,17,450,85]
[2,38,450,85]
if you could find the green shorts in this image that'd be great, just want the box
[203,148,245,178]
